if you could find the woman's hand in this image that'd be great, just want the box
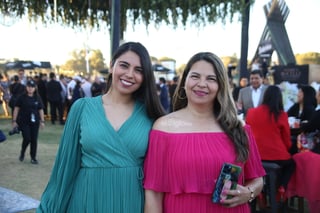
[40,121,45,129]
[219,184,252,207]
[220,177,263,208]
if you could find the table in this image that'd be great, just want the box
[286,151,320,213]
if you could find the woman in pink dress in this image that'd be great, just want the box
[144,52,266,213]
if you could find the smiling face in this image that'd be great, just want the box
[249,73,263,89]
[110,50,144,96]
[185,60,219,107]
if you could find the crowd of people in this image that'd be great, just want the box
[1,41,319,212]
[0,69,109,121]
[0,68,109,165]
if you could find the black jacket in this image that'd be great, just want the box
[46,79,62,102]
[16,94,43,126]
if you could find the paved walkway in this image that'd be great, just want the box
[0,186,39,213]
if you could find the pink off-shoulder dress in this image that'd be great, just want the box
[144,125,265,213]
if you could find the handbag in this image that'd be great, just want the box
[0,130,6,143]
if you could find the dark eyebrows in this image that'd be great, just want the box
[189,71,216,78]
[118,60,143,71]
[189,71,200,75]
[118,60,129,65]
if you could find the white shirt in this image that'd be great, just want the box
[82,80,92,97]
[67,80,76,100]
[251,86,262,108]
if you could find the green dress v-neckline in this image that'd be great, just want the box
[100,96,138,133]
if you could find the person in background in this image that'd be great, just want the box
[66,76,78,112]
[59,74,68,120]
[232,77,248,104]
[168,76,179,112]
[12,80,45,164]
[81,76,92,97]
[46,72,64,125]
[144,52,265,213]
[18,68,27,85]
[37,42,165,212]
[37,73,48,117]
[261,58,269,78]
[300,86,320,153]
[9,75,25,115]
[0,73,10,117]
[300,86,320,132]
[71,77,84,105]
[237,70,268,117]
[251,58,260,71]
[158,77,170,113]
[91,76,104,97]
[287,84,316,123]
[246,85,295,200]
[287,84,316,154]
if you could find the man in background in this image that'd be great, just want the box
[237,69,268,117]
[46,72,64,125]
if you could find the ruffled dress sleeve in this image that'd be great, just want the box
[36,99,85,212]
[143,130,171,192]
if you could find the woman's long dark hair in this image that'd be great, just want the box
[106,42,165,119]
[299,84,317,108]
[262,85,284,122]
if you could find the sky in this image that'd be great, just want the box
[0,0,319,68]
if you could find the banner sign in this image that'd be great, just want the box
[273,65,309,84]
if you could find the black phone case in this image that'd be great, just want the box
[212,163,242,203]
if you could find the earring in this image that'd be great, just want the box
[177,88,187,100]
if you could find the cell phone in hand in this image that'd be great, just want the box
[212,163,242,203]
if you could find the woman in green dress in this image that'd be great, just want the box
[37,42,165,212]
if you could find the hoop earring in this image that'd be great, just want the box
[177,88,187,100]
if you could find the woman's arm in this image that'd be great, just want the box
[39,109,45,127]
[144,189,164,213]
[12,106,20,127]
[244,177,264,202]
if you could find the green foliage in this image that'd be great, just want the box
[0,0,254,30]
[89,49,106,71]
[295,52,320,65]
[221,54,239,68]
[60,49,106,74]
[159,57,176,62]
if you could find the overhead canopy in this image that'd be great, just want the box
[5,61,52,70]
[152,64,171,72]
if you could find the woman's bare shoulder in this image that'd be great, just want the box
[152,110,189,132]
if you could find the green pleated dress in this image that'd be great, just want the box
[37,96,153,213]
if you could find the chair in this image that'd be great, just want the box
[261,161,282,213]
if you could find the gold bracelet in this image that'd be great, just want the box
[248,186,255,203]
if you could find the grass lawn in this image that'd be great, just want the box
[0,117,65,212]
